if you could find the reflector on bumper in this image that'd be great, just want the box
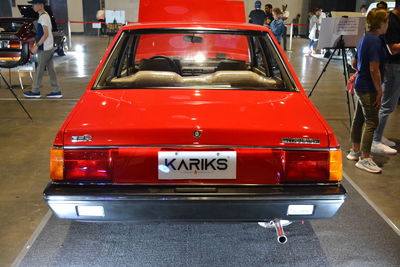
[287,205,314,215]
[77,206,105,217]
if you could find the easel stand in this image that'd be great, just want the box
[107,19,119,46]
[308,36,355,127]
[0,71,33,121]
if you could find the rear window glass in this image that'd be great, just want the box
[94,30,295,91]
[0,22,25,33]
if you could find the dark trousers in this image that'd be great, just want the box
[282,26,287,50]
[293,26,299,37]
[350,92,379,154]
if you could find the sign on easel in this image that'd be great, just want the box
[105,10,126,24]
[317,17,366,49]
[334,17,360,35]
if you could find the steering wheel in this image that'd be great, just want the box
[150,56,181,75]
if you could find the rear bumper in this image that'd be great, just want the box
[44,183,346,222]
[0,49,22,57]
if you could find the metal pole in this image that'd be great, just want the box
[288,23,294,52]
[68,20,72,51]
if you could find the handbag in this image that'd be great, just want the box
[346,72,357,95]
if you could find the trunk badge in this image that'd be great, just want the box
[282,138,320,145]
[193,130,202,139]
[72,135,93,143]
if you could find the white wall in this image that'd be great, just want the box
[67,0,84,32]
[105,0,139,23]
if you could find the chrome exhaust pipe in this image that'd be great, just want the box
[272,219,288,244]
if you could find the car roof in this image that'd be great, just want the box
[121,22,271,33]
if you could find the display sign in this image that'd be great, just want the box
[158,151,237,180]
[105,10,126,24]
[334,17,360,35]
[317,17,366,49]
[92,23,101,29]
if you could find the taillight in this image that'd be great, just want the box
[329,149,343,181]
[9,41,21,49]
[282,149,342,183]
[50,148,113,181]
[50,148,64,180]
[0,40,21,49]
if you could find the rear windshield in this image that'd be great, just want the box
[0,22,25,33]
[94,29,296,91]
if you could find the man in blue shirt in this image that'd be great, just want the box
[24,0,62,98]
[248,1,267,26]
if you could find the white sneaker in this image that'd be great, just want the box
[371,141,397,155]
[355,158,382,174]
[381,137,396,147]
[346,149,361,161]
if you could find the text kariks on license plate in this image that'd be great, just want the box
[158,151,237,180]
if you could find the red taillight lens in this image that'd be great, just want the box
[64,150,112,181]
[9,41,21,49]
[283,151,330,182]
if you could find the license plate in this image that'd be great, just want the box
[158,151,236,180]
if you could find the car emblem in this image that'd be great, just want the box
[282,138,320,145]
[193,130,202,139]
[71,135,93,143]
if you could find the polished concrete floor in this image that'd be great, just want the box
[0,36,399,266]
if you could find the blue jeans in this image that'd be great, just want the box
[309,39,315,49]
[373,64,400,142]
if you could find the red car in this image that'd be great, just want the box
[44,0,345,239]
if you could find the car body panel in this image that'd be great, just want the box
[63,89,329,148]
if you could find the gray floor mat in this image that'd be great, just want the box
[20,180,400,267]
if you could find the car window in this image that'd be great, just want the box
[0,22,25,33]
[95,30,296,91]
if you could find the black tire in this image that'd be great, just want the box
[56,40,66,56]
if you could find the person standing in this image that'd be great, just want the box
[292,14,301,38]
[248,1,267,26]
[96,8,106,35]
[281,4,290,50]
[308,8,322,55]
[372,0,400,154]
[347,8,389,173]
[377,1,388,10]
[360,5,368,14]
[270,8,285,44]
[24,0,62,98]
[264,4,274,26]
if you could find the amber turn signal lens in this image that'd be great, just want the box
[50,148,64,180]
[329,149,343,181]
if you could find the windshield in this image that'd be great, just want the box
[95,29,295,91]
[0,22,25,33]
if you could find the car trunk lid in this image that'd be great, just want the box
[64,89,329,148]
